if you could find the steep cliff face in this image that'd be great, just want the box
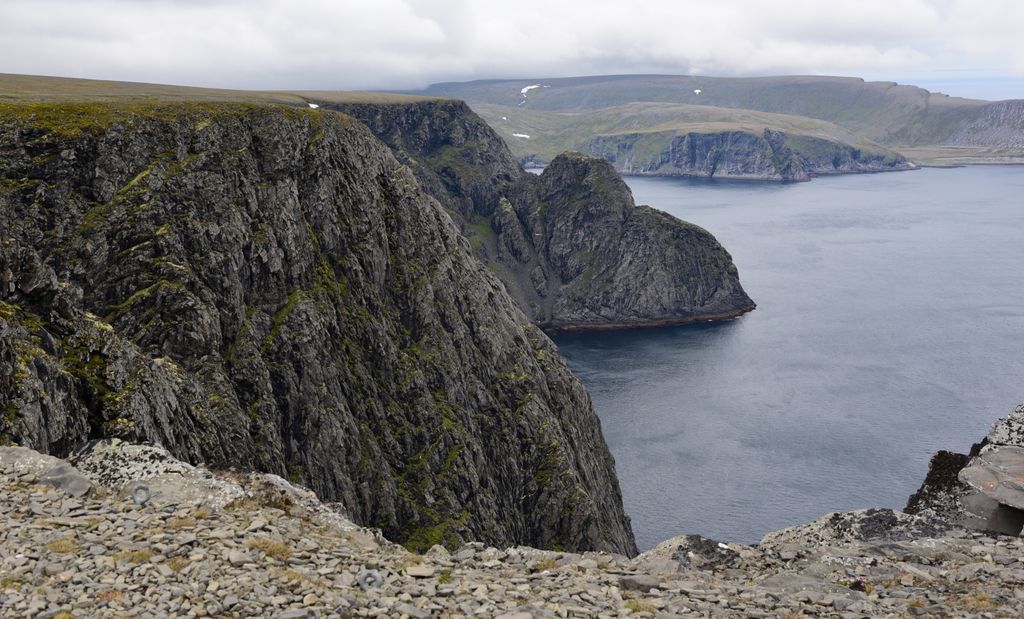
[581,129,911,181]
[0,102,636,555]
[528,153,755,328]
[326,100,754,328]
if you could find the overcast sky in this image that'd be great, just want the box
[2,0,1022,100]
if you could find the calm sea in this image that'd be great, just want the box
[551,166,1024,550]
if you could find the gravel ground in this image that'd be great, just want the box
[2,442,1023,618]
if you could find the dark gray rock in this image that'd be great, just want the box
[0,102,636,555]
[618,574,661,591]
[657,535,742,570]
[905,449,977,520]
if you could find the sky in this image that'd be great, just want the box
[1,0,1023,100]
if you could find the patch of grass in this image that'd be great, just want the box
[955,591,997,611]
[114,549,152,563]
[438,569,452,584]
[166,516,196,528]
[624,599,657,614]
[53,612,73,619]
[44,539,80,554]
[247,537,293,562]
[166,556,190,572]
[0,575,23,590]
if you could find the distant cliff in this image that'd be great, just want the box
[0,101,637,555]
[326,100,755,328]
[580,129,912,182]
[945,100,1024,149]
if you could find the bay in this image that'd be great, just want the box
[552,166,1024,550]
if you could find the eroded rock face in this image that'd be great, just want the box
[0,102,636,555]
[326,100,754,330]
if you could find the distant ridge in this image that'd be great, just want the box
[416,74,1024,167]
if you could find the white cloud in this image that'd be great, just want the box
[0,0,1021,97]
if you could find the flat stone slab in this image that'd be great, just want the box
[38,462,94,497]
[959,446,1024,510]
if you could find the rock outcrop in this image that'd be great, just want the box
[6,442,1024,618]
[322,100,754,329]
[907,402,1024,536]
[581,129,912,182]
[0,101,636,555]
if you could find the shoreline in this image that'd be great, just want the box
[541,303,756,334]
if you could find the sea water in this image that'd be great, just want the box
[552,166,1024,550]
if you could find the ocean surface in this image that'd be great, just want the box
[550,166,1024,551]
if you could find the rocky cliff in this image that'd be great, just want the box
[581,128,912,182]
[322,99,754,329]
[0,101,636,555]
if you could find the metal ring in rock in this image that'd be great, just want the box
[357,569,383,591]
[131,485,152,505]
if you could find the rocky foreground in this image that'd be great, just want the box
[4,441,1024,618]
